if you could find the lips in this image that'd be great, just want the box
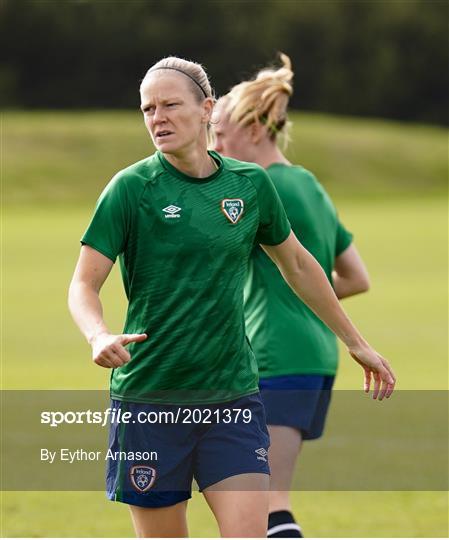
[155,130,173,138]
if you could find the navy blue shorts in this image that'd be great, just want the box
[106,393,270,508]
[259,375,335,440]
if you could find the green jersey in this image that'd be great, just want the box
[244,164,353,377]
[81,151,291,404]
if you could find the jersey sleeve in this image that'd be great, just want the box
[335,219,354,256]
[253,168,291,245]
[81,173,132,262]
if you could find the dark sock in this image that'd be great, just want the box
[267,510,303,537]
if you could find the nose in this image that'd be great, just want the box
[213,138,223,153]
[153,105,166,124]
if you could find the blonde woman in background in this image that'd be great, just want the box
[213,53,375,537]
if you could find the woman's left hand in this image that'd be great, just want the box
[348,344,396,400]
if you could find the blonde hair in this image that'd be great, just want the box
[224,53,293,146]
[141,56,214,102]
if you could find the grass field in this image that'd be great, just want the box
[2,199,447,391]
[1,111,447,537]
[3,491,447,538]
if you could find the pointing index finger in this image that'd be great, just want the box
[120,333,148,346]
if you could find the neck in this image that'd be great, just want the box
[252,140,291,169]
[163,145,216,178]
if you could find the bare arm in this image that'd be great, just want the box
[261,231,395,399]
[68,245,147,368]
[332,244,370,299]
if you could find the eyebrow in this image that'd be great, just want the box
[140,97,183,111]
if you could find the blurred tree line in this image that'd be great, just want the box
[1,0,447,124]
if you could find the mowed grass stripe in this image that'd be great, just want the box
[3,111,447,205]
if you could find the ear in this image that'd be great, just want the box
[201,97,215,123]
[250,121,266,144]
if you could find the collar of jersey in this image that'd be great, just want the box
[157,150,223,183]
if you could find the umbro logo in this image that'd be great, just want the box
[162,205,182,219]
[255,448,268,462]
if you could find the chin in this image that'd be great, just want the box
[155,141,183,155]
[158,142,195,160]
[155,142,172,152]
[222,148,245,161]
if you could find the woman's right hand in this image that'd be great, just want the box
[90,332,148,368]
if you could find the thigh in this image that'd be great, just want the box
[203,474,269,537]
[129,500,188,538]
[267,425,302,492]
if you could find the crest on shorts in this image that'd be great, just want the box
[130,465,156,492]
[221,199,244,224]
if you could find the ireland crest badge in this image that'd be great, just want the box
[130,465,156,492]
[221,199,244,224]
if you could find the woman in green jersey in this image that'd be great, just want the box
[213,53,373,538]
[69,56,394,538]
